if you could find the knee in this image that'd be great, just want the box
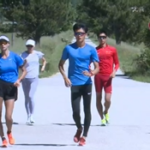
[25,95,33,103]
[105,94,111,102]
[73,111,80,118]
[28,94,34,101]
[105,98,111,103]
[5,114,12,121]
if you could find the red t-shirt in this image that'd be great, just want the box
[96,45,119,75]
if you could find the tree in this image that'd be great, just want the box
[77,0,146,45]
[138,0,150,47]
[71,0,82,7]
[1,0,76,44]
[1,0,29,7]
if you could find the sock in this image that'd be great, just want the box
[7,131,11,134]
[2,137,6,141]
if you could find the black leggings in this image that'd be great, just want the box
[71,84,92,137]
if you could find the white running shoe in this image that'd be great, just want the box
[26,116,31,125]
[30,116,35,124]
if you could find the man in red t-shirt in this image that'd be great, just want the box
[94,30,119,126]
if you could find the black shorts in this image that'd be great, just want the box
[71,84,92,100]
[0,79,18,101]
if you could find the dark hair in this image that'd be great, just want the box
[97,29,107,36]
[28,36,33,39]
[73,23,88,33]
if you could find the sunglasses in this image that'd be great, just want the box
[74,32,86,36]
[98,36,107,39]
[0,41,8,45]
[26,45,33,48]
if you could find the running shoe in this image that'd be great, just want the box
[7,132,15,145]
[105,113,109,124]
[73,129,82,143]
[26,116,31,125]
[101,118,106,126]
[79,137,86,146]
[30,116,35,124]
[2,139,8,147]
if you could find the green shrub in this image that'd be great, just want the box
[133,48,150,75]
[38,30,73,77]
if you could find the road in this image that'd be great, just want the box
[1,38,150,150]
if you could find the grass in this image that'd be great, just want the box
[1,31,73,78]
[90,33,150,83]
[38,31,73,77]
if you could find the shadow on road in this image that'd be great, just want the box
[15,143,76,147]
[53,123,75,126]
[116,74,130,79]
[2,122,19,125]
[52,123,107,127]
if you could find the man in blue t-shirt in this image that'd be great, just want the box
[58,23,99,146]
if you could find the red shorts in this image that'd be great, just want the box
[94,74,112,93]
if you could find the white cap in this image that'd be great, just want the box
[0,36,9,42]
[25,39,35,46]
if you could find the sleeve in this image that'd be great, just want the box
[91,47,99,62]
[113,48,119,71]
[61,46,69,60]
[37,51,44,59]
[20,53,24,60]
[15,53,24,67]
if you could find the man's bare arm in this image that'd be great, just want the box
[91,61,99,75]
[58,59,67,79]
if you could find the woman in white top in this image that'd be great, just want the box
[21,39,46,125]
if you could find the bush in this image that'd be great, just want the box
[38,30,73,77]
[133,48,150,75]
[142,29,150,48]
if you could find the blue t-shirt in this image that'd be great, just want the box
[61,43,99,86]
[0,51,24,83]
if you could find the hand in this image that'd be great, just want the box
[14,79,21,87]
[110,70,116,78]
[41,66,45,72]
[64,77,72,87]
[83,70,92,77]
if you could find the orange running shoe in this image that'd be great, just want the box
[73,129,82,143]
[7,132,15,145]
[2,139,8,147]
[79,137,86,146]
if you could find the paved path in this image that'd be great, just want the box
[2,38,150,150]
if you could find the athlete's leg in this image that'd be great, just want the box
[103,77,112,123]
[71,86,82,143]
[4,99,15,145]
[0,97,8,147]
[94,75,103,119]
[82,84,92,138]
[104,93,112,114]
[4,100,14,133]
[96,93,103,119]
[28,77,38,121]
[104,77,112,114]
[0,97,4,139]
[22,79,30,116]
[71,86,82,129]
